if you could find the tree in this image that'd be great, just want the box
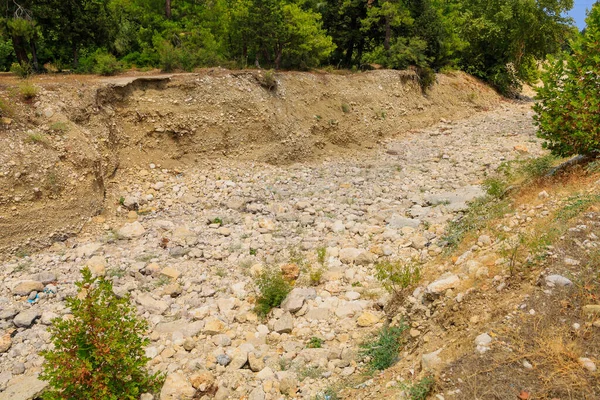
[534,3,600,157]
[40,268,162,400]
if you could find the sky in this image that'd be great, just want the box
[568,0,596,29]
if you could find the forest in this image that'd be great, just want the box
[1,0,577,94]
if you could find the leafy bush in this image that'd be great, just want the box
[41,268,162,399]
[405,376,435,400]
[93,52,121,76]
[534,4,600,157]
[19,81,38,100]
[156,40,179,72]
[360,323,408,371]
[375,260,421,297]
[307,336,323,348]
[10,61,32,78]
[254,268,291,317]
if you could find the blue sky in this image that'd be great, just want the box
[568,0,596,29]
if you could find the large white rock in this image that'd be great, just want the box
[160,373,196,400]
[118,221,146,239]
[426,274,460,295]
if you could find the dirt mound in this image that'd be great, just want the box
[0,69,501,253]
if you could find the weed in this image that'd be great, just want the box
[215,267,226,277]
[154,275,170,287]
[107,267,126,278]
[341,103,351,113]
[314,387,340,400]
[298,365,323,381]
[315,115,322,121]
[351,281,363,287]
[19,81,38,100]
[518,155,556,181]
[374,260,421,297]
[307,337,323,349]
[14,248,30,258]
[14,261,32,273]
[10,62,32,78]
[254,268,291,317]
[119,196,125,206]
[360,323,408,371]
[249,248,258,256]
[404,376,435,400]
[316,246,327,265]
[483,176,508,199]
[260,70,277,91]
[25,132,47,144]
[376,109,387,120]
[278,357,292,371]
[212,217,223,225]
[0,97,13,117]
[309,267,324,286]
[555,194,600,222]
[49,122,69,133]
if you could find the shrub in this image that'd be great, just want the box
[19,81,38,100]
[341,103,351,113]
[360,323,408,371]
[93,52,121,76]
[260,70,277,91]
[254,267,291,317]
[534,4,600,157]
[157,41,179,72]
[10,61,32,78]
[307,336,323,348]
[405,376,435,400]
[374,260,421,298]
[40,268,162,399]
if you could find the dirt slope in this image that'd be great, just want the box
[0,69,500,254]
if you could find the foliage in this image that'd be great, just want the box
[404,376,435,400]
[360,323,408,371]
[535,3,600,157]
[11,62,32,78]
[19,81,38,99]
[375,260,421,297]
[260,70,277,91]
[307,336,323,348]
[40,268,162,400]
[254,267,291,317]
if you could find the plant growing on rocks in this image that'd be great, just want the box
[40,268,162,400]
[360,322,408,371]
[374,260,421,299]
[254,267,291,317]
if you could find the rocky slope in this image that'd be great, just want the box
[0,96,554,399]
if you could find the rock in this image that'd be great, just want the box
[30,272,56,284]
[281,288,316,313]
[228,344,253,369]
[190,371,215,392]
[74,242,101,258]
[274,312,294,334]
[256,367,275,380]
[339,248,361,264]
[538,190,549,199]
[475,333,493,354]
[160,267,181,280]
[305,308,330,321]
[426,274,460,295]
[0,374,48,400]
[258,218,276,231]
[545,274,573,287]
[355,251,375,266]
[204,319,226,335]
[478,235,492,246]
[281,264,300,281]
[248,352,265,372]
[136,293,168,314]
[248,385,266,400]
[216,354,231,366]
[357,312,379,327]
[582,305,600,315]
[578,357,596,372]
[421,349,443,371]
[171,227,198,246]
[160,373,196,400]
[332,220,345,233]
[388,215,421,229]
[161,283,182,297]
[40,311,58,325]
[13,310,39,328]
[12,281,44,296]
[0,333,11,353]
[86,256,107,276]
[118,221,146,239]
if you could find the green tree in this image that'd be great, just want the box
[40,268,162,400]
[534,3,600,157]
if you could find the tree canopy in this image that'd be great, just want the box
[0,0,577,94]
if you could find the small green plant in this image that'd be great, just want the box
[517,155,556,181]
[0,97,13,117]
[254,268,291,317]
[360,323,408,371]
[216,267,226,277]
[260,70,277,91]
[314,387,340,400]
[404,376,435,400]
[40,268,163,399]
[249,248,258,256]
[10,61,32,78]
[19,81,38,100]
[25,132,47,144]
[212,217,223,225]
[278,356,292,371]
[309,267,324,286]
[376,109,387,120]
[316,246,327,265]
[154,275,170,287]
[307,336,323,348]
[555,194,600,222]
[374,260,421,297]
[119,196,125,206]
[341,103,351,113]
[483,176,508,199]
[49,122,69,133]
[315,115,322,121]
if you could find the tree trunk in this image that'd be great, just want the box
[274,43,282,70]
[73,45,78,69]
[165,0,171,18]
[11,35,29,65]
[30,39,38,71]
[384,15,391,51]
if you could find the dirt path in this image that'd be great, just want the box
[0,99,550,399]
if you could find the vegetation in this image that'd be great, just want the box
[360,322,408,371]
[374,259,421,297]
[404,376,435,400]
[254,267,291,317]
[18,81,38,99]
[307,336,323,348]
[40,268,162,400]
[0,0,576,94]
[535,3,600,157]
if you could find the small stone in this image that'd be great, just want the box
[357,312,379,327]
[12,281,44,296]
[545,274,573,287]
[160,267,181,280]
[13,309,39,328]
[538,190,549,199]
[118,221,146,239]
[204,319,226,335]
[523,360,533,369]
[273,312,294,334]
[578,357,597,372]
[160,373,196,400]
[427,274,460,295]
[183,338,196,351]
[248,352,265,372]
[0,333,11,353]
[216,354,231,366]
[190,371,215,392]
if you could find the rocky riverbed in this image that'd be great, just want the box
[0,101,544,399]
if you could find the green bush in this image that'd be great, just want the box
[40,268,162,399]
[534,4,600,157]
[19,81,38,100]
[307,336,323,348]
[254,268,291,317]
[93,52,121,76]
[10,61,32,78]
[374,260,421,297]
[360,323,408,371]
[405,376,435,400]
